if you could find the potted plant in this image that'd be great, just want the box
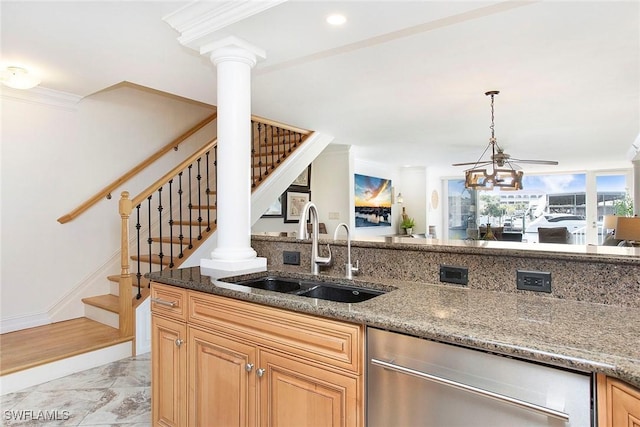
[400,217,415,235]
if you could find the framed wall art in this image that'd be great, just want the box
[291,165,311,189]
[284,189,311,223]
[354,173,392,227]
[261,194,283,218]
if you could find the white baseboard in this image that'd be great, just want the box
[0,313,50,334]
[0,341,133,395]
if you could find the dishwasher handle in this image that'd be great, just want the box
[370,358,570,422]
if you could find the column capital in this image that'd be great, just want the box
[202,36,266,67]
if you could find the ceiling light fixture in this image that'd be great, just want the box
[1,66,41,90]
[453,90,557,191]
[326,14,346,26]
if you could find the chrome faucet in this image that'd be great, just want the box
[298,202,332,275]
[333,222,359,279]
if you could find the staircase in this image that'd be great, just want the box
[81,116,314,351]
[0,114,332,395]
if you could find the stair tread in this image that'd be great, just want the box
[106,275,151,287]
[131,254,172,265]
[82,294,120,313]
[150,236,186,244]
[172,220,212,226]
[190,205,216,209]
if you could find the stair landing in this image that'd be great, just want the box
[0,318,132,376]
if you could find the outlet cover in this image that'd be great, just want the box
[517,270,551,293]
[283,251,300,265]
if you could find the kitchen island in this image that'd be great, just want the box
[149,234,640,425]
[149,266,639,389]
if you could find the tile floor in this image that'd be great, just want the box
[1,353,150,426]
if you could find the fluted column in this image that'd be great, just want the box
[200,37,267,276]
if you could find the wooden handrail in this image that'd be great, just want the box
[250,114,311,135]
[57,112,217,224]
[131,138,217,207]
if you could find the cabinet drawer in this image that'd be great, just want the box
[188,292,362,374]
[150,282,187,322]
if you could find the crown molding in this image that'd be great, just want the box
[1,86,82,111]
[163,0,286,50]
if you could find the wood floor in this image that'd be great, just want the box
[0,317,132,376]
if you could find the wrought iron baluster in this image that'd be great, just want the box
[157,187,164,270]
[187,164,193,249]
[147,195,153,277]
[251,122,257,187]
[259,122,266,182]
[168,179,174,268]
[135,204,142,299]
[205,151,211,231]
[196,157,203,240]
[178,172,184,258]
[271,126,277,171]
[276,126,282,163]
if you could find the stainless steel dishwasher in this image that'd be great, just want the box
[367,328,592,427]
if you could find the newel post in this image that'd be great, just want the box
[119,191,134,338]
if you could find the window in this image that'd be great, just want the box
[445,170,631,244]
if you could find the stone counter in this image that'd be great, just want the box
[148,266,640,389]
[251,234,640,308]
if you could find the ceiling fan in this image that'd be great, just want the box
[453,90,558,190]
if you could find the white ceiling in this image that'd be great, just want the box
[2,1,639,175]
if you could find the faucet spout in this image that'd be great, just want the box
[333,222,359,279]
[298,202,331,275]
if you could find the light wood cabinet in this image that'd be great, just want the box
[258,349,358,427]
[598,374,640,427]
[151,312,187,427]
[188,327,257,426]
[151,282,363,427]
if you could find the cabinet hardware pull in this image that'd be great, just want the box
[151,297,177,307]
[175,339,184,347]
[256,368,266,377]
[245,363,254,372]
[371,358,570,422]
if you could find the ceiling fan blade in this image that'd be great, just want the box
[510,158,559,165]
[452,160,492,167]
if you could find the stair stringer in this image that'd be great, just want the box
[180,131,334,267]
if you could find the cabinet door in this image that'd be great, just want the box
[258,350,359,427]
[188,327,257,427]
[598,374,640,427]
[152,315,187,427]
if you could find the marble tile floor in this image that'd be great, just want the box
[1,353,150,426]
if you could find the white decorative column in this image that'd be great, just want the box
[200,37,267,276]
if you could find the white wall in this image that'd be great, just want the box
[251,144,352,236]
[397,167,428,235]
[1,84,215,332]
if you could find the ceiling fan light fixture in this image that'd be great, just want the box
[465,168,523,191]
[454,90,555,191]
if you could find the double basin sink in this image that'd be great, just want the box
[219,273,393,303]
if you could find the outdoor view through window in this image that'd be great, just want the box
[448,173,630,244]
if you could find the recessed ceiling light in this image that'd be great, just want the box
[326,14,346,26]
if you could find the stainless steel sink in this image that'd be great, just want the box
[221,274,391,303]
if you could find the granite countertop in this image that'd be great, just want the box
[148,267,640,389]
